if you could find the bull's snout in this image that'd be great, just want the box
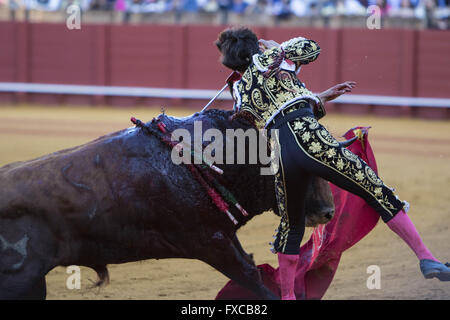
[305,176,335,227]
[305,207,335,227]
[322,208,335,221]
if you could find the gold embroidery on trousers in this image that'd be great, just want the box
[285,117,403,217]
[273,129,291,253]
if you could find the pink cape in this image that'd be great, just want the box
[216,126,380,300]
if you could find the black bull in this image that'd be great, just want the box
[0,109,338,300]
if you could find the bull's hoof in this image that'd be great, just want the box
[420,259,450,281]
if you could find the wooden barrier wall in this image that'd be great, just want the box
[0,22,449,118]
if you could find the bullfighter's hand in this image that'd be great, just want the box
[318,81,356,103]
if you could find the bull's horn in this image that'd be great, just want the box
[339,136,358,148]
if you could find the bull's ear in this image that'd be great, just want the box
[339,136,358,148]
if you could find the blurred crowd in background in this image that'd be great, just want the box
[1,0,449,28]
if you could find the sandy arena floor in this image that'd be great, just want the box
[0,105,449,300]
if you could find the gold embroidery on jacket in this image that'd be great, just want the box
[251,88,267,111]
[254,47,280,70]
[242,69,253,91]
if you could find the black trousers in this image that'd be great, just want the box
[270,103,406,255]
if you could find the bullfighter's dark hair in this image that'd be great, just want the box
[215,27,259,73]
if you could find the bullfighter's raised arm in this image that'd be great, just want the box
[255,37,321,72]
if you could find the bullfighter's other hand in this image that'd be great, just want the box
[258,39,280,52]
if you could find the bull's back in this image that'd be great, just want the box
[0,129,131,217]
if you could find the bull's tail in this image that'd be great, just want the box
[92,265,110,287]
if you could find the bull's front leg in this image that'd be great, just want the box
[232,234,255,266]
[198,231,278,300]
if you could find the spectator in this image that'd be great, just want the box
[198,0,219,12]
[290,0,311,17]
[271,0,291,20]
[320,0,339,17]
[390,0,415,17]
[217,0,231,11]
[373,0,390,15]
[232,0,248,13]
[345,0,366,14]
[115,0,126,11]
[246,0,271,14]
[387,0,402,9]
[126,0,142,13]
[182,0,198,11]
[336,0,366,15]
[90,0,109,10]
[217,0,232,23]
